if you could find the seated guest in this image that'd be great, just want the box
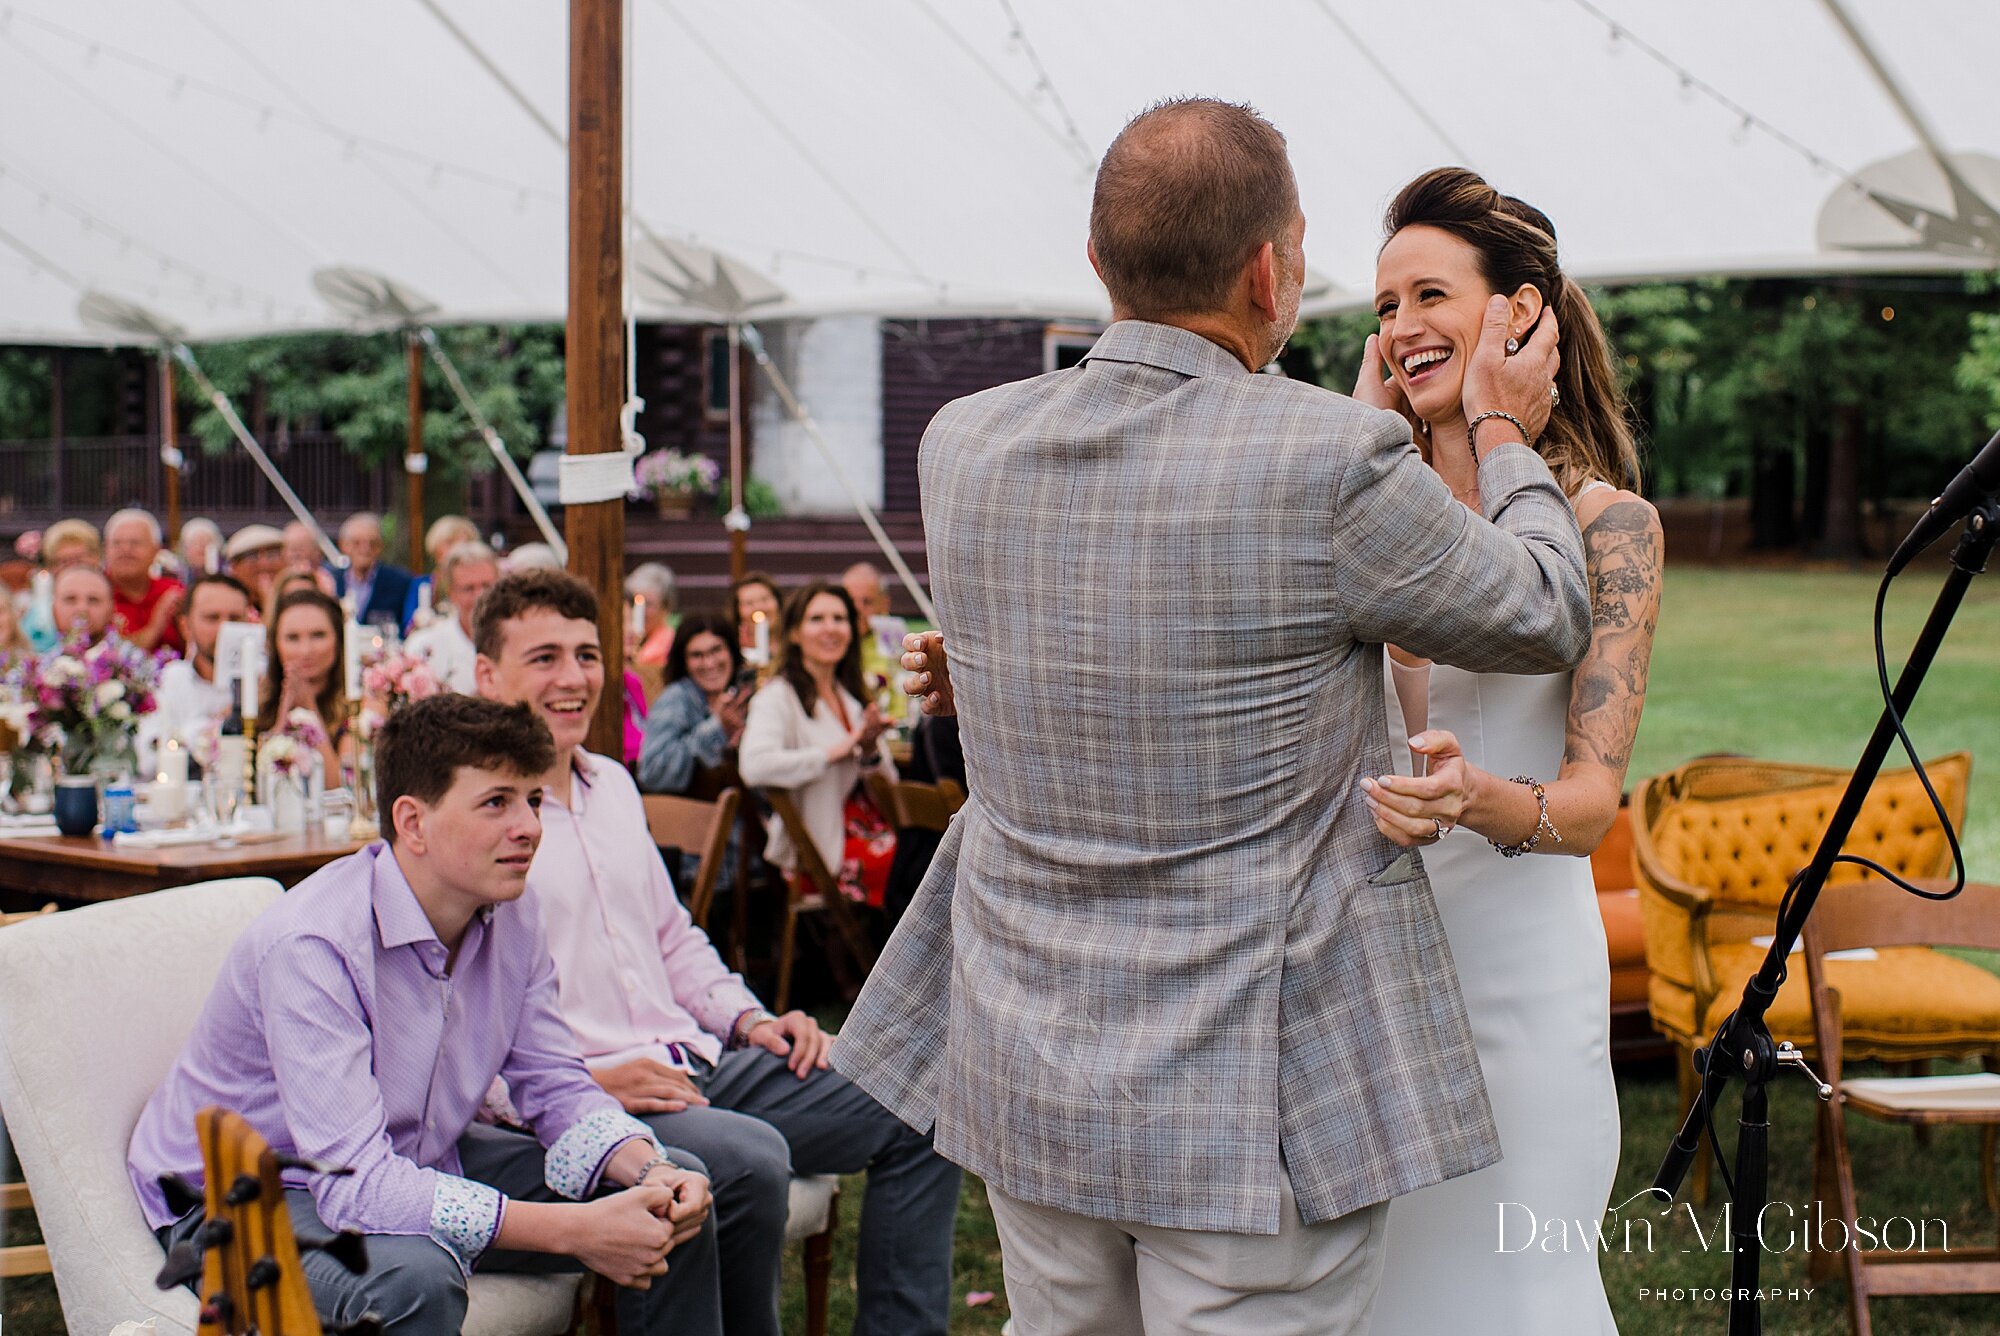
[105,509,185,655]
[406,514,481,628]
[279,522,338,595]
[137,573,252,771]
[881,713,965,922]
[625,562,678,670]
[841,561,910,723]
[23,518,102,650]
[738,583,898,907]
[49,564,116,647]
[128,693,715,1335]
[727,571,783,661]
[264,568,330,623]
[257,590,349,783]
[176,517,223,580]
[504,541,564,573]
[474,571,959,1336]
[638,615,747,796]
[406,541,500,693]
[333,512,413,632]
[224,524,286,610]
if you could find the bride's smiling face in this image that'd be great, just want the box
[1374,223,1498,423]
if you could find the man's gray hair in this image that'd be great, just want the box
[624,561,678,614]
[438,541,499,597]
[179,517,222,551]
[105,508,163,546]
[1089,97,1297,319]
[339,512,382,541]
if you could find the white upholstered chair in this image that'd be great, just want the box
[0,877,839,1336]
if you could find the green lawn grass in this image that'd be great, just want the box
[5,568,1997,1334]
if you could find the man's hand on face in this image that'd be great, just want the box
[744,1010,832,1077]
[1459,294,1561,456]
[591,1057,711,1114]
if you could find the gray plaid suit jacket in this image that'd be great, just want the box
[833,321,1591,1233]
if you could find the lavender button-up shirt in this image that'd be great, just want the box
[128,842,656,1272]
[532,749,763,1070]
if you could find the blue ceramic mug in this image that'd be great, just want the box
[53,776,98,838]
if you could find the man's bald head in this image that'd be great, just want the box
[841,562,889,620]
[1089,98,1298,321]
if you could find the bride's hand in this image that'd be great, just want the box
[900,632,955,718]
[1361,730,1471,847]
[1352,334,1425,449]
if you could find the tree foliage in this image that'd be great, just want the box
[176,325,565,483]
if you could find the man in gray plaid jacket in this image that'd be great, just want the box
[833,97,1592,1335]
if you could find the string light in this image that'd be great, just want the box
[1569,0,1872,193]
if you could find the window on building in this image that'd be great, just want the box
[1043,324,1101,373]
[703,328,733,421]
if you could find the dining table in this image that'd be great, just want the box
[0,827,368,904]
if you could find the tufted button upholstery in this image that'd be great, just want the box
[1632,751,1979,1060]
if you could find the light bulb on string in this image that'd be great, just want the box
[1677,74,1695,104]
[1730,115,1752,145]
[1604,24,1622,55]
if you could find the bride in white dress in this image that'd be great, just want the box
[1354,168,1662,1334]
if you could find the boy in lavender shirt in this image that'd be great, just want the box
[129,694,714,1336]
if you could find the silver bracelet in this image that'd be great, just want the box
[634,1154,679,1186]
[1490,776,1561,858]
[1466,410,1531,454]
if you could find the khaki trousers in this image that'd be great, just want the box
[988,1177,1387,1336]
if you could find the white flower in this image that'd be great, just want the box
[108,702,132,721]
[96,681,125,706]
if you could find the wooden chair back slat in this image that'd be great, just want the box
[641,790,740,930]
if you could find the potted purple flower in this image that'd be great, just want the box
[633,449,722,519]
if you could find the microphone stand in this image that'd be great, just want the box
[1649,499,1999,1334]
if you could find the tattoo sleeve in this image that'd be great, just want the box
[1564,499,1663,779]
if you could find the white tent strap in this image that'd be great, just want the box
[742,324,936,624]
[417,328,568,563]
[558,451,638,506]
[169,344,340,566]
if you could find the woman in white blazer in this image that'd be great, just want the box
[738,581,897,895]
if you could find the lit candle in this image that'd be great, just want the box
[203,546,219,575]
[241,646,262,720]
[752,610,769,664]
[344,621,365,700]
[417,581,434,618]
[155,737,188,822]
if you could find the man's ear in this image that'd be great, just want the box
[391,793,427,853]
[473,654,497,700]
[1247,240,1280,322]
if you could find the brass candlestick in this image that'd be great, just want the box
[344,700,379,842]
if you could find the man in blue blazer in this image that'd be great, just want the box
[334,512,415,632]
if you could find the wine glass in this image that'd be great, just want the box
[208,777,241,847]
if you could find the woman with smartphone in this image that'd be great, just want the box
[637,613,752,796]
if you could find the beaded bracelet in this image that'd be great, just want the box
[634,1154,680,1186]
[1466,409,1531,455]
[1490,775,1562,858]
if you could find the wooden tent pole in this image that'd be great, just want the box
[161,354,182,542]
[566,0,626,757]
[406,333,426,571]
[728,321,746,583]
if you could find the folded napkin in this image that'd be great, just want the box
[0,820,62,840]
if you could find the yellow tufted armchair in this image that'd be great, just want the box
[1633,752,2000,1197]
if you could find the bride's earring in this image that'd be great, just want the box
[1504,336,1520,355]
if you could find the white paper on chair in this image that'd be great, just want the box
[110,1320,158,1336]
[1749,935,1878,962]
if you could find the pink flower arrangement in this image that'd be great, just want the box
[356,651,444,739]
[2,633,162,775]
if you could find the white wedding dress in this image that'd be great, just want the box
[1368,656,1621,1334]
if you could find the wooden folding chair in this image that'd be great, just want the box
[640,789,740,930]
[864,773,965,833]
[1,903,55,1283]
[1804,879,2000,1333]
[761,789,878,1013]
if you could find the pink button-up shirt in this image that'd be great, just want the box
[531,748,763,1070]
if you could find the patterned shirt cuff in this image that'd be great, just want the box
[545,1107,662,1200]
[430,1174,505,1277]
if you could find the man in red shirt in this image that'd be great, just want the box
[105,509,184,655]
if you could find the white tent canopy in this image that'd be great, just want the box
[1,0,1995,346]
